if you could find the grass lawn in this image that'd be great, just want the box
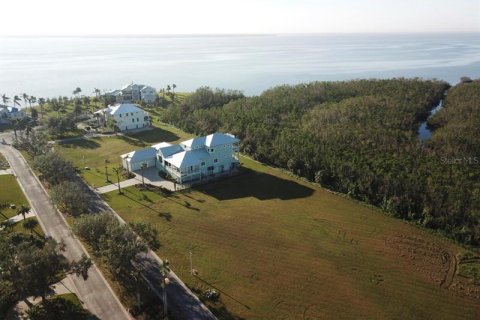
[102,157,480,320]
[56,124,192,188]
[0,174,29,221]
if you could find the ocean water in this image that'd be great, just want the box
[0,33,479,100]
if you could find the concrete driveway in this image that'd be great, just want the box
[96,167,179,194]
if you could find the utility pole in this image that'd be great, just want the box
[113,168,122,194]
[104,158,110,183]
[189,250,193,275]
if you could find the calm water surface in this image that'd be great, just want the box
[0,34,479,99]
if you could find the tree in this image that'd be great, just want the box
[72,87,82,98]
[99,222,147,276]
[73,100,82,116]
[112,167,122,194]
[31,107,39,120]
[34,152,75,185]
[129,222,160,249]
[22,93,29,108]
[13,95,21,108]
[15,128,50,158]
[159,259,171,319]
[22,218,38,234]
[10,238,92,302]
[38,98,46,118]
[17,205,30,221]
[69,254,92,280]
[140,163,147,186]
[28,96,36,108]
[94,88,101,99]
[51,180,92,216]
[73,213,116,251]
[1,94,10,105]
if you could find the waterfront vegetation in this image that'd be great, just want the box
[162,79,480,247]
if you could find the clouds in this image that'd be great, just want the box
[0,0,478,35]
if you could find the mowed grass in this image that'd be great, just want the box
[0,174,29,221]
[55,124,192,188]
[102,157,480,320]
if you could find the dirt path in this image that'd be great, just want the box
[441,251,457,289]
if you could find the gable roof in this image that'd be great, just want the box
[205,133,239,147]
[121,147,156,162]
[153,142,183,158]
[165,149,210,168]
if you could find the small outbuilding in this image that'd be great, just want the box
[121,147,157,172]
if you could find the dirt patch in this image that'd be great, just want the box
[384,234,480,300]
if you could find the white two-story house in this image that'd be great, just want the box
[95,103,150,131]
[121,132,240,184]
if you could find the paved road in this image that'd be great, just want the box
[0,143,131,320]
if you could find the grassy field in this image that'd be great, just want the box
[101,156,480,319]
[0,174,30,221]
[56,124,192,187]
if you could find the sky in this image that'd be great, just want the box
[0,0,479,35]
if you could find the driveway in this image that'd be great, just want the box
[0,143,131,320]
[96,167,181,194]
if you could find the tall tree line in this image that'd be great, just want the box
[162,79,480,246]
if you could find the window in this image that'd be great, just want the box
[137,118,139,122]
[119,114,122,118]
[207,166,214,171]
[214,159,218,163]
[131,112,133,116]
[209,148,214,152]
[201,161,205,166]
[132,118,135,123]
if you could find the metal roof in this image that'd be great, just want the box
[205,133,239,147]
[165,149,210,168]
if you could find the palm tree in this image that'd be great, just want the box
[17,205,30,221]
[73,87,82,99]
[172,84,176,93]
[23,218,38,235]
[28,96,36,108]
[38,98,46,118]
[22,93,29,108]
[13,95,21,108]
[11,118,20,140]
[159,259,171,319]
[166,85,171,95]
[2,94,10,105]
[140,163,147,187]
[94,88,101,99]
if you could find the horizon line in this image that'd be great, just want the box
[1,31,479,38]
